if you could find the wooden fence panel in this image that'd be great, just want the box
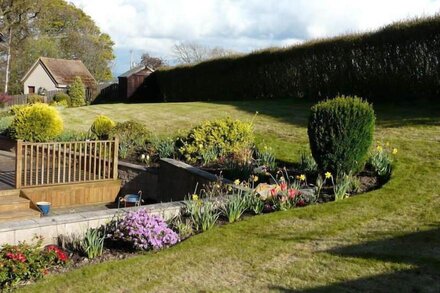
[15,138,119,188]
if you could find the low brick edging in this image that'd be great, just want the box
[0,201,184,246]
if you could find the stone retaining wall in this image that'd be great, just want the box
[118,161,159,201]
[0,201,184,246]
[119,158,230,202]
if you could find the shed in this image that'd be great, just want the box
[21,57,96,95]
[118,65,154,100]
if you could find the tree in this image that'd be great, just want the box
[0,0,41,93]
[140,53,166,70]
[0,0,115,94]
[172,42,236,64]
[68,76,85,107]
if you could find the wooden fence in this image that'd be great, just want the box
[15,139,119,188]
[5,88,96,107]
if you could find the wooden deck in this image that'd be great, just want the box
[0,145,121,222]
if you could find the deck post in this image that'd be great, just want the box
[112,137,119,180]
[15,140,23,189]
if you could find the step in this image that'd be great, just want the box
[0,195,30,212]
[0,189,20,197]
[0,209,40,223]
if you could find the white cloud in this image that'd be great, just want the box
[70,0,440,74]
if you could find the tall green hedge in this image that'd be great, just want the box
[154,16,440,102]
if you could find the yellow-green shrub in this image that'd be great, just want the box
[90,115,115,139]
[9,104,63,142]
[179,117,254,163]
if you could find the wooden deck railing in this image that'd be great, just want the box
[15,138,119,188]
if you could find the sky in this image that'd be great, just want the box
[69,0,440,76]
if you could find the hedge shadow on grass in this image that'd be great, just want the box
[268,226,440,292]
[207,99,440,129]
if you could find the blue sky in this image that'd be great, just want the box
[70,0,440,76]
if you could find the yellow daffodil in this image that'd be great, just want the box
[325,171,332,179]
[392,148,398,155]
[376,145,383,152]
[192,194,198,201]
[299,174,306,181]
[234,179,240,185]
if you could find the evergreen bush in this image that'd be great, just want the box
[9,104,64,142]
[68,76,86,107]
[307,96,375,176]
[52,92,71,107]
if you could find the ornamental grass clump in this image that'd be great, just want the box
[111,209,179,250]
[308,96,375,176]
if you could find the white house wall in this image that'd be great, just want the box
[23,63,58,94]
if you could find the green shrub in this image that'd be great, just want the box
[27,94,44,104]
[151,137,176,159]
[307,96,375,176]
[9,103,64,142]
[68,76,86,107]
[0,116,12,135]
[179,117,254,163]
[90,115,115,140]
[111,120,150,159]
[52,92,71,106]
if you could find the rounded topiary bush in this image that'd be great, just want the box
[90,115,115,139]
[307,96,375,176]
[10,103,64,142]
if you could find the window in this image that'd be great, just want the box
[28,86,35,94]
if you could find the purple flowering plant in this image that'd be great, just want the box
[110,209,179,250]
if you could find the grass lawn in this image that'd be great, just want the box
[21,99,440,292]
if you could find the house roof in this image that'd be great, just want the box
[118,64,154,78]
[21,57,97,88]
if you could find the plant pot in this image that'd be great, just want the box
[36,201,51,216]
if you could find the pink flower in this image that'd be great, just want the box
[288,189,297,199]
[280,182,287,191]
